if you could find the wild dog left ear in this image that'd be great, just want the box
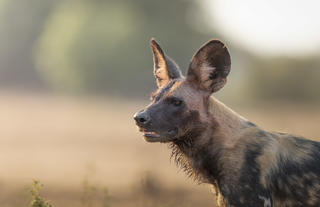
[187,40,231,93]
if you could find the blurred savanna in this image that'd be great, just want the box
[0,0,319,207]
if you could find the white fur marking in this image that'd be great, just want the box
[258,195,272,207]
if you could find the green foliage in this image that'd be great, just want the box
[29,180,52,207]
[34,0,212,95]
[28,178,112,207]
[248,57,320,102]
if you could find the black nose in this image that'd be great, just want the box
[134,111,150,125]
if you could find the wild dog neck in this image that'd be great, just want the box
[172,96,251,183]
[208,96,250,149]
[175,96,249,151]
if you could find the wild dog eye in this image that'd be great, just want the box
[171,98,183,107]
[173,100,182,106]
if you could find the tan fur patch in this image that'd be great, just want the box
[258,133,315,188]
[206,97,256,179]
[200,63,216,89]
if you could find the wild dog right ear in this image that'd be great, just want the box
[187,40,231,93]
[150,39,182,88]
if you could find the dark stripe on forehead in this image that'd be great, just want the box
[154,80,177,102]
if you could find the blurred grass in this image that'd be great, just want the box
[0,91,318,207]
[29,180,52,207]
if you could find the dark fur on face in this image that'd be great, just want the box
[133,39,320,207]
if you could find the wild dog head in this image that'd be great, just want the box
[134,39,231,143]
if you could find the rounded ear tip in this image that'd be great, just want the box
[206,39,226,48]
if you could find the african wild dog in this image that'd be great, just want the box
[133,39,320,207]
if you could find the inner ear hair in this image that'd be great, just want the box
[150,39,183,88]
[187,39,231,93]
[151,39,169,87]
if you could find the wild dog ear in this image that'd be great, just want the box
[150,39,182,88]
[187,40,231,93]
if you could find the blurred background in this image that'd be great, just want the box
[0,0,319,206]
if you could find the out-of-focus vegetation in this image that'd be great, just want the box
[248,57,320,102]
[29,180,52,207]
[34,0,216,95]
[0,0,319,102]
[0,0,55,90]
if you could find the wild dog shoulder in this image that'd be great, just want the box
[214,129,274,207]
[256,133,320,206]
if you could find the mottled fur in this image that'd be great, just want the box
[134,39,320,207]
